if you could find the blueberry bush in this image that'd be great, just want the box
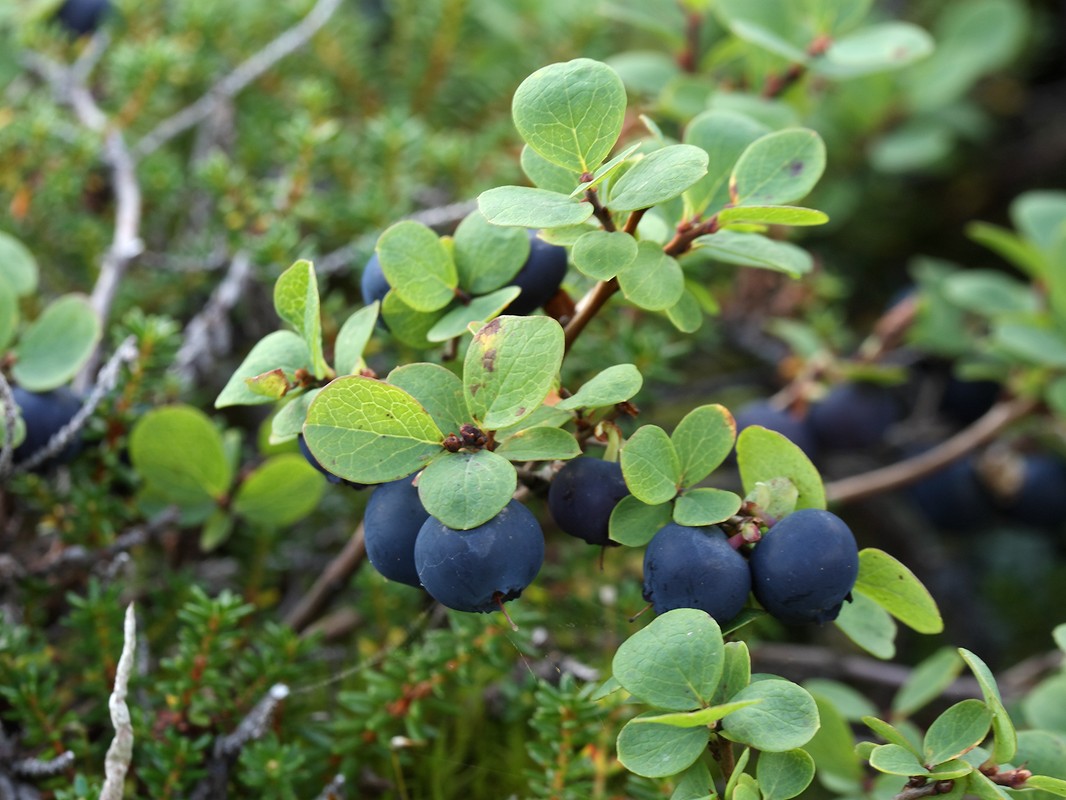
[3,0,1066,798]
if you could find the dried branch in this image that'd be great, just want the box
[314,775,347,800]
[133,0,344,159]
[0,373,18,482]
[825,396,1039,505]
[563,279,619,354]
[283,522,366,633]
[99,604,136,800]
[11,751,74,779]
[170,252,254,386]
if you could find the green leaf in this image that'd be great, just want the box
[720,679,820,752]
[571,142,642,197]
[612,607,725,710]
[863,716,921,753]
[571,230,638,281]
[819,23,934,77]
[833,592,897,659]
[714,641,752,705]
[693,231,813,277]
[520,144,580,194]
[494,404,571,438]
[992,321,1066,368]
[478,186,595,229]
[854,548,943,634]
[245,369,290,400]
[684,110,770,217]
[1012,190,1066,254]
[670,761,715,800]
[867,743,927,776]
[737,425,825,510]
[713,0,810,62]
[893,648,965,718]
[609,495,673,546]
[607,144,709,212]
[387,363,468,436]
[0,230,38,296]
[967,770,1013,800]
[463,315,564,430]
[1022,674,1066,735]
[621,425,681,504]
[617,241,684,311]
[495,426,581,462]
[1055,624,1066,654]
[718,206,829,227]
[512,58,627,173]
[380,291,447,348]
[617,714,709,778]
[273,260,328,379]
[199,508,235,551]
[303,377,443,484]
[376,221,457,313]
[673,488,742,526]
[1027,777,1066,797]
[130,406,232,504]
[0,278,17,352]
[232,453,326,527]
[11,294,102,392]
[673,404,736,487]
[452,211,531,294]
[667,288,704,333]
[744,478,800,523]
[417,449,517,530]
[730,130,826,207]
[966,221,1046,278]
[941,270,1036,316]
[636,699,761,728]
[804,694,864,792]
[427,286,521,342]
[216,331,312,408]
[269,389,318,443]
[757,749,816,800]
[333,303,379,376]
[556,364,643,411]
[726,748,754,800]
[923,699,993,765]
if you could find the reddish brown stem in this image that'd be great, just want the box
[585,187,617,232]
[563,278,620,354]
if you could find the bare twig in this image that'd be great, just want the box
[12,336,140,475]
[314,775,346,800]
[133,0,344,160]
[825,396,1039,505]
[11,751,74,779]
[99,604,136,800]
[283,522,366,633]
[563,279,619,354]
[170,252,254,386]
[0,373,18,482]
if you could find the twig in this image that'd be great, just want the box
[283,522,366,633]
[11,751,75,779]
[563,279,619,355]
[170,252,254,386]
[12,336,140,475]
[133,0,344,159]
[99,604,136,800]
[189,684,290,800]
[314,774,346,800]
[825,396,1039,505]
[0,374,18,481]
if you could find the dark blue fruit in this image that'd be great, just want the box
[939,377,1000,426]
[750,509,859,625]
[297,434,366,489]
[12,386,83,468]
[808,382,900,451]
[997,453,1066,530]
[906,452,991,531]
[55,0,111,36]
[414,500,544,613]
[641,524,752,623]
[547,457,628,546]
[363,477,429,587]
[506,232,568,315]
[360,253,391,306]
[733,400,817,459]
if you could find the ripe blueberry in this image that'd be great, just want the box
[12,386,84,469]
[642,523,752,623]
[547,457,628,546]
[414,500,544,613]
[808,383,899,451]
[733,400,817,459]
[363,477,430,587]
[749,508,859,625]
[360,253,391,306]
[506,232,568,315]
[995,453,1066,530]
[55,0,111,37]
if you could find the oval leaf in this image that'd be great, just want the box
[717,206,829,227]
[216,331,311,408]
[333,303,379,376]
[673,404,736,487]
[387,362,468,436]
[833,591,897,659]
[12,294,101,392]
[232,453,326,527]
[720,679,820,752]
[737,425,826,510]
[303,376,444,484]
[609,495,673,546]
[958,648,1016,764]
[607,144,709,212]
[821,22,934,77]
[617,714,709,779]
[572,229,638,281]
[418,449,517,530]
[376,221,457,312]
[673,488,742,526]
[0,230,38,296]
[693,230,813,277]
[452,211,531,294]
[621,424,681,504]
[427,286,521,343]
[274,259,328,378]
[684,110,770,217]
[730,129,826,207]
[556,363,643,411]
[757,749,816,800]
[463,315,564,430]
[612,608,725,710]
[478,186,595,229]
[617,241,684,311]
[854,548,943,634]
[923,699,993,765]
[512,58,627,173]
[130,406,232,504]
[494,426,581,462]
